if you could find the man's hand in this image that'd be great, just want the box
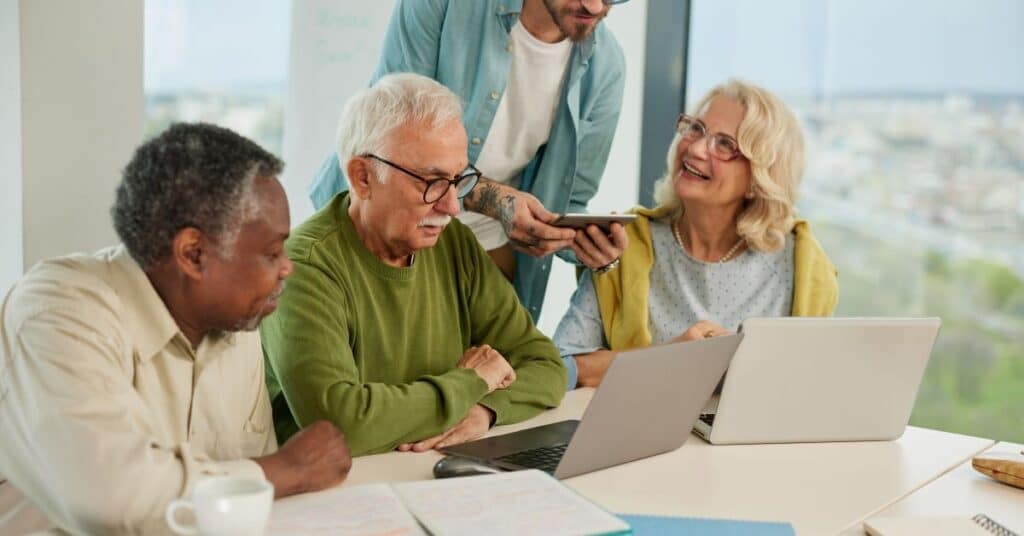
[674,320,730,343]
[463,179,574,257]
[457,344,515,392]
[253,420,352,498]
[396,404,494,452]
[571,222,628,271]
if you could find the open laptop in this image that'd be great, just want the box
[441,334,743,479]
[694,317,941,445]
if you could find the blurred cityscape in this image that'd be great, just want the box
[794,94,1024,442]
[144,90,285,156]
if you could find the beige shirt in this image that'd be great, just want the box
[0,246,276,535]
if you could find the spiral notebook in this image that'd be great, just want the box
[864,513,1019,536]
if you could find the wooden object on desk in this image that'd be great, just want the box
[973,450,1024,489]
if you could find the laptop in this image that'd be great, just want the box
[441,334,742,479]
[694,317,941,445]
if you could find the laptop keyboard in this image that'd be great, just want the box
[699,413,716,426]
[495,443,568,474]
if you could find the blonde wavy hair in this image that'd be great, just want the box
[652,79,805,252]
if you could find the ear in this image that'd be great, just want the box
[346,156,374,201]
[171,227,207,281]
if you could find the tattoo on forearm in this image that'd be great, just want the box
[466,178,530,242]
[499,195,526,242]
[465,180,502,218]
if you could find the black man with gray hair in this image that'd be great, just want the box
[0,123,351,535]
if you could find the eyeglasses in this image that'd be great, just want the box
[676,114,745,162]
[363,154,481,204]
[603,0,631,4]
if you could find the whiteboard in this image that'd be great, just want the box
[282,1,396,224]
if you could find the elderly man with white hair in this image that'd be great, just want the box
[260,73,566,456]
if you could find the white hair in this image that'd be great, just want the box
[653,79,805,252]
[335,73,464,183]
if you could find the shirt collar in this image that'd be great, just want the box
[108,246,184,363]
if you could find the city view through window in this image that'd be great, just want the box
[144,0,288,154]
[146,0,1023,442]
[690,0,1024,441]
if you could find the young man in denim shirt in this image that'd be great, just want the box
[309,0,628,320]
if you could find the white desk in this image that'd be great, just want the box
[857,441,1024,534]
[287,388,995,535]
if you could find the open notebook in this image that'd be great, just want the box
[268,470,630,536]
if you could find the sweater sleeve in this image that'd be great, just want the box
[260,257,489,456]
[461,233,566,425]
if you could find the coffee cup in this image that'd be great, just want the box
[164,475,273,535]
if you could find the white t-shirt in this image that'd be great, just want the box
[458,21,573,251]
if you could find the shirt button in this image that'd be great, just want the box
[490,91,500,100]
[472,137,482,145]
[498,5,506,13]
[506,43,513,52]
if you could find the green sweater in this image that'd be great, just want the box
[261,194,566,455]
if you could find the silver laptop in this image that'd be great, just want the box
[694,317,941,445]
[442,334,742,479]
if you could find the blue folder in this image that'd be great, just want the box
[618,514,795,535]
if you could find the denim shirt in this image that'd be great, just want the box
[307,0,626,320]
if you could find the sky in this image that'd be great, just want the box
[688,0,1024,99]
[144,0,290,92]
[144,0,1024,96]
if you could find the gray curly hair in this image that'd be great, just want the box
[112,122,284,269]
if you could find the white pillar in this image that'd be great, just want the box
[14,0,143,276]
[0,0,24,291]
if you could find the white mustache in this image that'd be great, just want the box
[418,216,452,227]
[267,282,286,302]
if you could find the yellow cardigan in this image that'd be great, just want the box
[592,206,839,351]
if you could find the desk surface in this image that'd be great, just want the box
[860,441,1024,534]
[294,388,995,535]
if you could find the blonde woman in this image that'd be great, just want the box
[554,79,838,390]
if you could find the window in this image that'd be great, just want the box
[144,0,290,154]
[689,0,1024,441]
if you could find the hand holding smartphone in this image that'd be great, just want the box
[550,213,637,231]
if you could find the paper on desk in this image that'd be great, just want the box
[268,483,426,535]
[393,470,630,536]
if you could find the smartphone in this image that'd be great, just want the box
[550,213,637,231]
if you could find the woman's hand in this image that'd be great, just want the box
[675,320,730,343]
[571,223,628,272]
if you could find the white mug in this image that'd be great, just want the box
[165,475,274,536]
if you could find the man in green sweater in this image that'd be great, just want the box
[261,73,567,456]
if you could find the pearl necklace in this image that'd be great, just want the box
[672,217,745,264]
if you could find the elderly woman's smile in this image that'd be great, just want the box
[681,159,711,181]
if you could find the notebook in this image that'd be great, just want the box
[864,514,1019,536]
[618,514,794,535]
[268,469,631,535]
